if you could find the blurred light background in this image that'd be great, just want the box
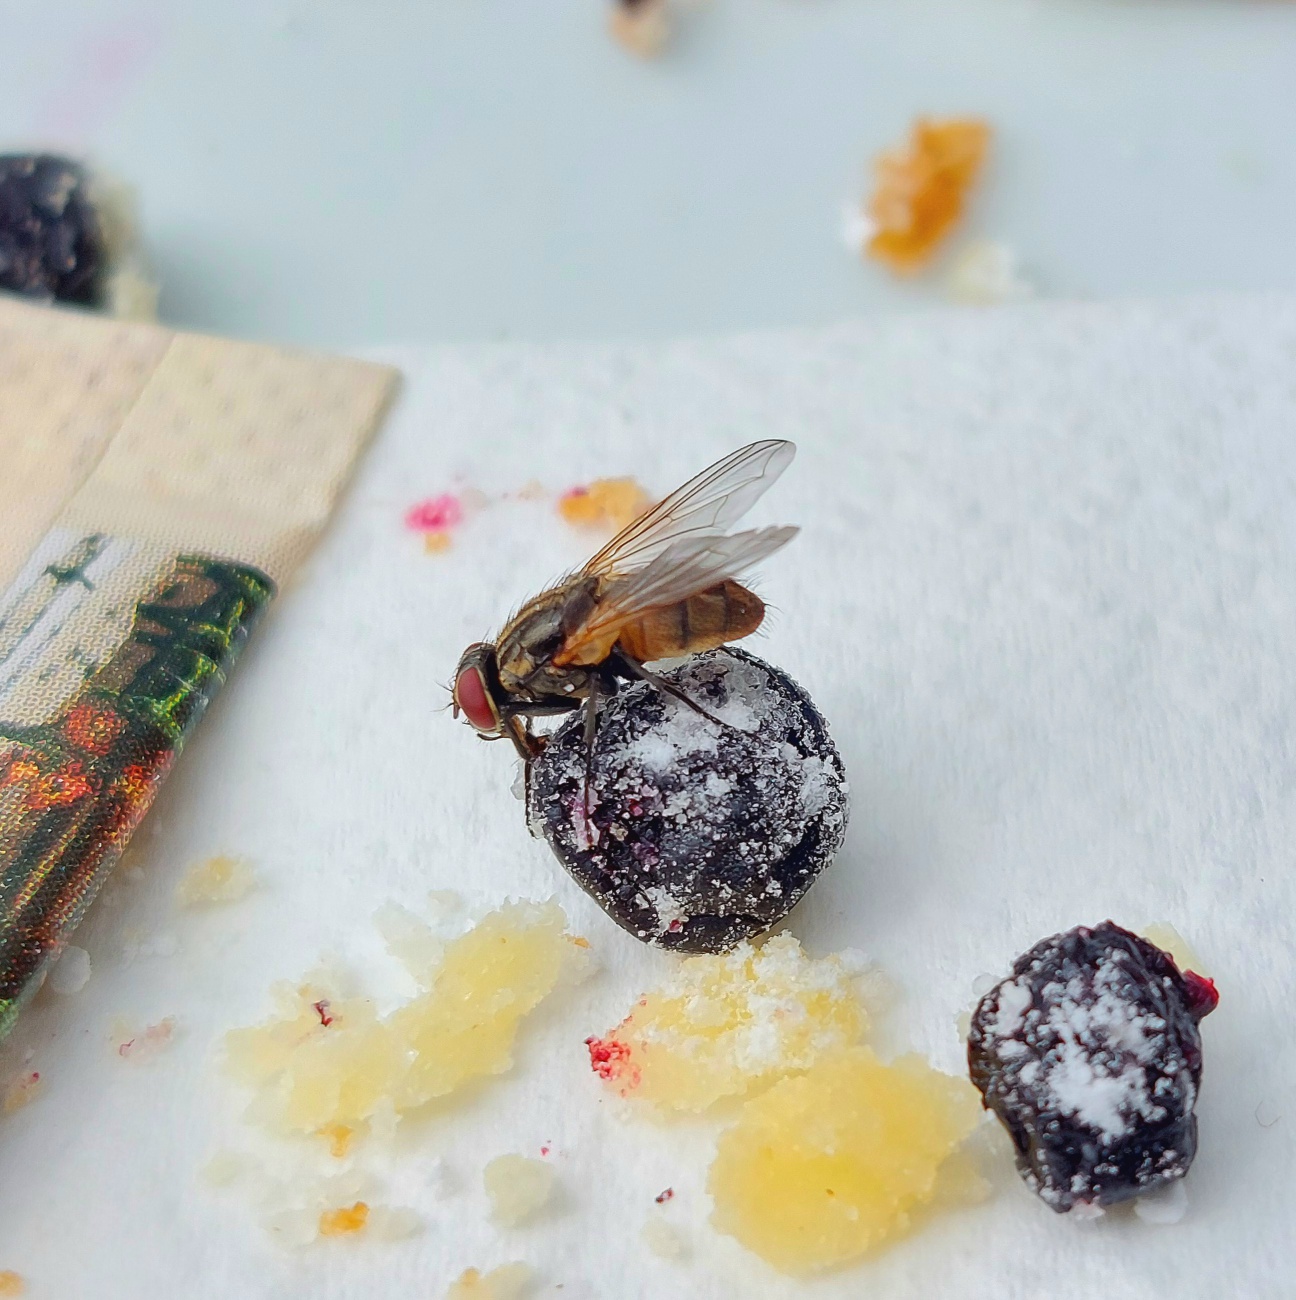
[3,0,1294,348]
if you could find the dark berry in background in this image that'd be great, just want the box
[0,154,106,306]
[968,921,1219,1213]
[527,648,848,954]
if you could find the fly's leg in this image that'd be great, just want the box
[612,652,735,731]
[502,714,542,762]
[579,674,602,840]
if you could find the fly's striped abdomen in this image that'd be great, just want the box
[615,579,764,664]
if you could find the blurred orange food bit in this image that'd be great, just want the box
[865,117,992,273]
[0,1272,23,1296]
[559,478,653,534]
[318,1202,369,1237]
[610,0,671,57]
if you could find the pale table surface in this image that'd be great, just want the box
[1,0,1294,350]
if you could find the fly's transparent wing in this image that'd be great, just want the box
[555,526,798,664]
[582,439,796,577]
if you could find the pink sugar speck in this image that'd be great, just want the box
[405,494,464,533]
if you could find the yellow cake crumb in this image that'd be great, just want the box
[176,854,255,906]
[586,934,867,1112]
[447,1261,534,1299]
[558,478,652,534]
[318,1201,369,1237]
[225,901,587,1139]
[484,1154,556,1227]
[1,1071,42,1114]
[1142,922,1208,977]
[707,1046,981,1275]
[0,1271,23,1296]
[865,117,991,273]
[423,531,453,554]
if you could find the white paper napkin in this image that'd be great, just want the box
[2,293,1293,1299]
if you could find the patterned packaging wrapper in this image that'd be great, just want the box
[0,298,397,1038]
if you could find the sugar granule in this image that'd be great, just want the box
[176,855,255,906]
[447,1261,534,1299]
[864,117,991,273]
[1,1071,42,1114]
[48,944,91,995]
[558,478,652,534]
[0,1271,23,1296]
[610,0,670,57]
[585,933,867,1112]
[224,901,588,1138]
[484,1154,556,1227]
[318,1201,369,1237]
[708,1047,982,1275]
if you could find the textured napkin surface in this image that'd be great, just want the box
[0,295,1293,1299]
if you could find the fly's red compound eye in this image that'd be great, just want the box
[454,665,500,734]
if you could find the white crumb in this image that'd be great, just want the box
[176,855,256,906]
[947,239,1034,304]
[48,945,91,995]
[641,1214,688,1259]
[484,1155,556,1227]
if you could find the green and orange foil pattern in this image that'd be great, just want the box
[0,536,273,1038]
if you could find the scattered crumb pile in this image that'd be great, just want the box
[0,1270,24,1296]
[558,478,652,534]
[226,900,586,1136]
[484,1154,557,1226]
[213,899,587,1247]
[446,1262,534,1300]
[708,1047,982,1275]
[610,0,671,57]
[176,855,255,906]
[862,117,991,273]
[585,934,865,1111]
[1,1071,41,1115]
[591,934,984,1273]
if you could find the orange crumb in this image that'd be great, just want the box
[319,1201,369,1236]
[559,478,652,534]
[321,1123,355,1158]
[610,0,670,57]
[570,936,591,949]
[423,531,453,554]
[866,117,991,273]
[0,1271,23,1296]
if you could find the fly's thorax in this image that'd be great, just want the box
[496,576,599,698]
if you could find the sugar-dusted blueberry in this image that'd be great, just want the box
[0,154,107,305]
[526,648,848,953]
[968,921,1218,1214]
